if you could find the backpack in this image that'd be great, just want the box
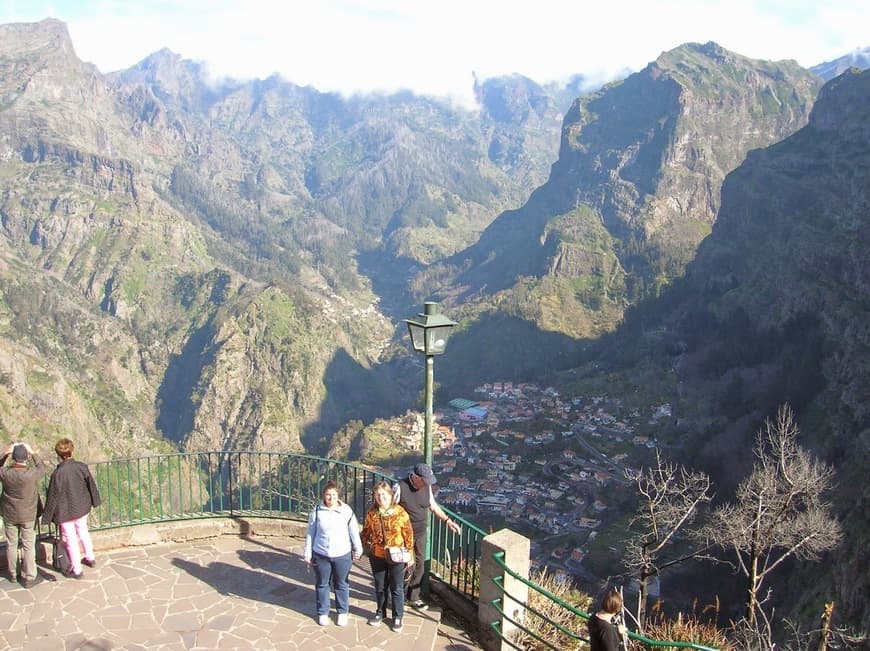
[52,535,71,575]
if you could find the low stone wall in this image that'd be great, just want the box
[34,517,308,557]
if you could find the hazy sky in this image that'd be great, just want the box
[2,1,867,105]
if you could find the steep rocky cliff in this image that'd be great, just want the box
[474,72,581,191]
[612,67,870,631]
[418,43,821,346]
[0,20,396,456]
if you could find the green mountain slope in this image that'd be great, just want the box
[595,67,870,631]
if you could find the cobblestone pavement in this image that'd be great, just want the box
[0,535,479,650]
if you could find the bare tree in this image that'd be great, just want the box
[624,450,713,631]
[710,404,842,624]
[732,601,868,651]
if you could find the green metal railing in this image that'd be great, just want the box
[1,451,484,601]
[88,451,488,599]
[86,452,381,527]
[3,451,716,648]
[489,551,720,651]
[430,504,487,599]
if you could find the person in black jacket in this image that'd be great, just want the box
[392,463,461,611]
[587,589,628,651]
[41,438,101,579]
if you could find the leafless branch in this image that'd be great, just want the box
[623,449,713,630]
[708,404,842,624]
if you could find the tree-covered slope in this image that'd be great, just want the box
[0,20,397,456]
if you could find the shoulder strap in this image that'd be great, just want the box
[378,513,387,544]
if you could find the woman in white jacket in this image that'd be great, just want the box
[303,480,362,626]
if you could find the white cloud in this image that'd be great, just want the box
[2,0,867,106]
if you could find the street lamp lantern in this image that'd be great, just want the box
[405,302,457,357]
[404,301,457,599]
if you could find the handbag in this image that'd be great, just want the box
[379,513,411,565]
[387,546,412,564]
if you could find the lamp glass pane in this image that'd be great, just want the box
[426,325,452,355]
[408,323,426,352]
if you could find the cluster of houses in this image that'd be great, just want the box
[384,381,673,583]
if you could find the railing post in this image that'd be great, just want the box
[479,528,530,651]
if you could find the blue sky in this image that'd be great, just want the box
[2,1,867,105]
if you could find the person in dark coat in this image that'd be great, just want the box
[41,438,101,579]
[587,589,628,651]
[0,442,49,587]
[392,463,461,610]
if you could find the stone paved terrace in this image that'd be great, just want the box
[0,533,482,650]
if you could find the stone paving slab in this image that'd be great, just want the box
[0,536,451,651]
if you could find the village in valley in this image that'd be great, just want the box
[375,381,676,588]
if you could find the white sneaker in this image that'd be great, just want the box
[337,613,348,626]
[393,617,403,632]
[318,614,330,626]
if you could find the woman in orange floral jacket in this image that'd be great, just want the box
[360,480,414,632]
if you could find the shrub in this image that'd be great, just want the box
[639,599,732,650]
[508,568,594,650]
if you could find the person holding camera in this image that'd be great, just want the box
[0,442,49,587]
[587,589,629,651]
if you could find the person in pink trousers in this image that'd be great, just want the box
[41,438,101,579]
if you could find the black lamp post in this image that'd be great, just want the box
[404,301,458,467]
[404,301,457,598]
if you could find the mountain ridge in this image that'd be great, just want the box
[412,41,822,388]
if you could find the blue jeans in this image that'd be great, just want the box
[313,552,352,616]
[369,554,406,620]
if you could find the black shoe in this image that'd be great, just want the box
[368,612,383,626]
[22,575,44,588]
[410,599,428,611]
[66,570,84,579]
[82,558,96,568]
